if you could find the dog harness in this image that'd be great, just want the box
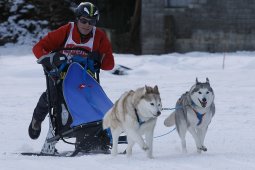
[134,108,155,126]
[134,108,145,126]
[191,108,206,126]
[190,100,206,126]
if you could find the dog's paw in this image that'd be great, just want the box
[201,146,207,152]
[142,145,149,151]
[197,146,207,153]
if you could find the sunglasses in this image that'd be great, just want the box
[79,18,97,26]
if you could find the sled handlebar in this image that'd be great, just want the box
[51,47,90,53]
[51,47,102,68]
[42,48,100,83]
[51,47,101,61]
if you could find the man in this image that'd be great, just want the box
[29,2,114,140]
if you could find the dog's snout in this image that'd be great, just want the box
[202,98,207,102]
[157,111,161,116]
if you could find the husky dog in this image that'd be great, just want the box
[103,85,162,158]
[164,78,215,153]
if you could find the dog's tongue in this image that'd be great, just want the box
[199,99,207,107]
[201,102,207,107]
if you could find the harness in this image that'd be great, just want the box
[134,108,145,126]
[163,97,206,126]
[134,108,155,126]
[191,107,206,126]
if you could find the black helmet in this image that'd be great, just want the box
[75,2,99,21]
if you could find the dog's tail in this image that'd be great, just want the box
[164,112,176,127]
[103,109,112,129]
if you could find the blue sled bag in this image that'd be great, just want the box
[63,62,113,127]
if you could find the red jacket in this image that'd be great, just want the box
[33,22,114,70]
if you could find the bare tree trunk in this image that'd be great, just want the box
[128,0,141,54]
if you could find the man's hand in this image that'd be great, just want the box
[87,51,102,72]
[87,51,102,63]
[37,52,67,70]
[92,60,101,72]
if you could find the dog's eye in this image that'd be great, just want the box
[158,103,161,106]
[206,91,209,94]
[198,91,202,94]
[150,103,154,106]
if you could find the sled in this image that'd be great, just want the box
[27,48,127,157]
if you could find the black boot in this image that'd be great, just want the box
[28,118,42,140]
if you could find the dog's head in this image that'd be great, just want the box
[189,78,214,108]
[135,85,162,118]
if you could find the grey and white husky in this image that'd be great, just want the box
[164,78,215,153]
[103,85,162,158]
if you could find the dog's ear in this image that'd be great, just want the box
[206,77,210,84]
[153,85,159,94]
[196,77,199,84]
[145,85,154,94]
[144,85,149,94]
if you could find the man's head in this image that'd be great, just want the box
[75,2,99,35]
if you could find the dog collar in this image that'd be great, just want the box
[134,108,156,126]
[134,108,145,126]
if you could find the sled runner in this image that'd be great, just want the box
[26,48,127,157]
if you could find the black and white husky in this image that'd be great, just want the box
[164,78,215,153]
[103,85,162,158]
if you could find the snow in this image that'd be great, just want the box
[0,44,255,170]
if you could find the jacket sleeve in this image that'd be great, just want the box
[32,23,70,59]
[97,30,115,70]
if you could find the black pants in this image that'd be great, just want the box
[32,78,63,122]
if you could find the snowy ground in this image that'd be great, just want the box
[0,45,255,170]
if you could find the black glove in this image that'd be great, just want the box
[93,60,101,71]
[87,51,102,63]
[87,51,102,71]
[37,52,67,71]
